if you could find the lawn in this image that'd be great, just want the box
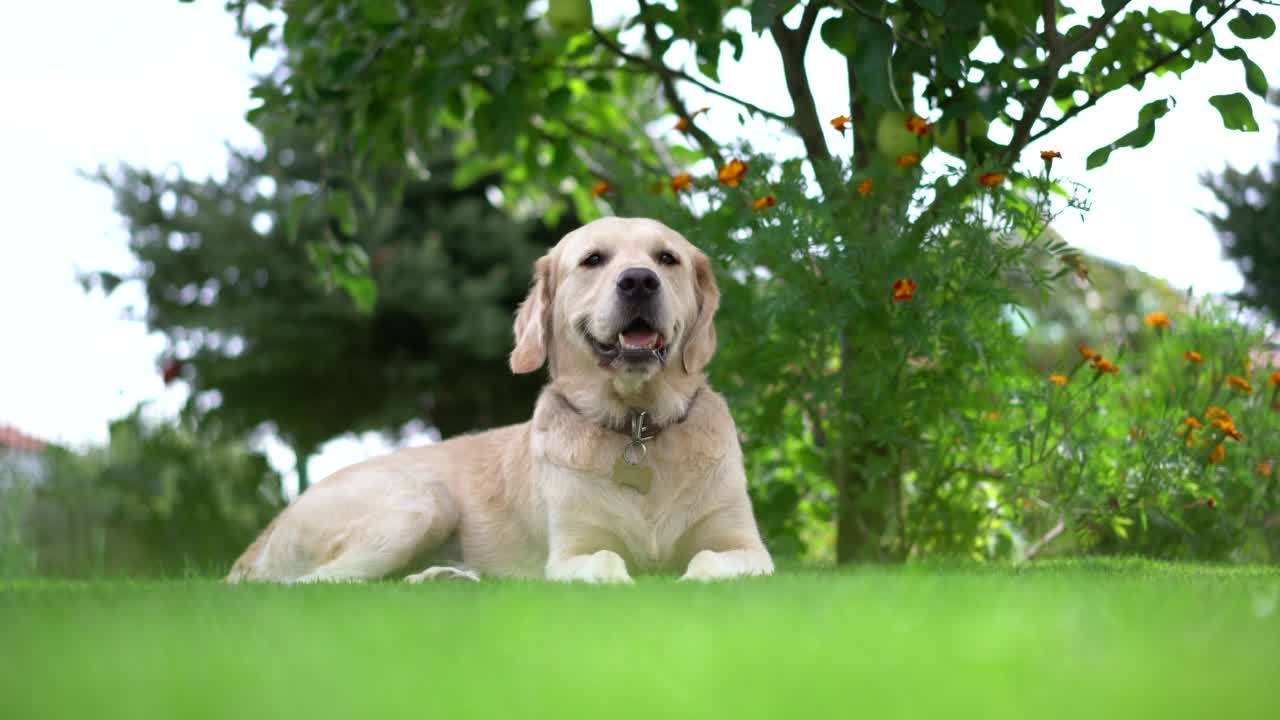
[1,559,1277,719]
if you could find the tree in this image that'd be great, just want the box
[1203,92,1280,321]
[223,0,1274,560]
[94,132,576,490]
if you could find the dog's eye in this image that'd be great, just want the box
[581,253,604,268]
[658,251,679,266]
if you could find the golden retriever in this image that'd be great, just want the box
[227,217,774,583]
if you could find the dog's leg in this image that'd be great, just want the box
[254,480,461,583]
[677,494,775,582]
[404,566,481,583]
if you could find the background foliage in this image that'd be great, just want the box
[16,409,284,576]
[7,0,1279,577]
[1204,91,1280,321]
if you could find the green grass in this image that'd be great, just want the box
[2,559,1278,719]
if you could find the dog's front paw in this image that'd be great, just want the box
[578,550,633,584]
[551,550,633,584]
[404,566,481,583]
[680,549,773,582]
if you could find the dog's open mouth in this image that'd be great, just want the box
[585,317,668,366]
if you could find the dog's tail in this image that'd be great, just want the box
[225,515,281,583]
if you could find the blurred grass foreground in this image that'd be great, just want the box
[2,559,1278,719]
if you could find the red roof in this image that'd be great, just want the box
[0,424,47,453]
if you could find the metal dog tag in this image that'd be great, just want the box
[622,410,653,466]
[622,439,647,466]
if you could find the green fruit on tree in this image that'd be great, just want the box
[547,0,593,34]
[934,113,991,156]
[876,111,932,161]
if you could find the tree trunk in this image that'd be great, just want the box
[834,461,899,564]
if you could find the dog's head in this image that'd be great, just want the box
[510,217,719,384]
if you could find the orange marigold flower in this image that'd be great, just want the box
[1259,461,1274,478]
[830,115,851,134]
[1040,150,1063,161]
[752,195,777,210]
[1184,416,1203,430]
[1226,375,1253,394]
[1091,357,1119,375]
[1212,417,1244,442]
[1145,311,1170,329]
[1208,443,1226,465]
[857,179,873,196]
[1049,373,1068,386]
[1207,496,1218,509]
[1185,429,1198,447]
[905,115,930,137]
[893,278,918,302]
[1206,406,1232,422]
[896,154,921,168]
[1078,342,1101,362]
[986,411,1001,421]
[1270,370,1280,387]
[718,159,749,187]
[590,180,610,197]
[978,172,1006,187]
[1184,351,1204,363]
[670,172,693,193]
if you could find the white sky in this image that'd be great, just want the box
[1,0,1277,493]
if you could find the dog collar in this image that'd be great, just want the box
[554,388,702,466]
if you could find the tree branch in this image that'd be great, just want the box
[1064,1,1131,58]
[558,118,667,176]
[1022,517,1066,561]
[846,55,871,170]
[770,3,830,179]
[590,28,792,124]
[1041,0,1063,54]
[1027,0,1244,145]
[1008,0,1067,156]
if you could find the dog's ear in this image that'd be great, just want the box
[510,252,556,374]
[682,249,720,375]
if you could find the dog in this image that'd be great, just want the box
[227,217,774,583]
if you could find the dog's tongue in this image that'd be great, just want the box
[622,329,659,348]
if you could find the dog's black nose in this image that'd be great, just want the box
[616,267,660,300]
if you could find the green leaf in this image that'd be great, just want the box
[248,24,273,60]
[362,0,401,27]
[1208,92,1259,131]
[546,87,572,115]
[327,189,357,237]
[285,195,309,243]
[819,15,857,56]
[99,272,124,294]
[751,0,798,34]
[1085,98,1174,169]
[852,19,898,110]
[1227,10,1275,40]
[913,0,945,15]
[696,39,722,82]
[1218,45,1269,97]
[337,273,378,314]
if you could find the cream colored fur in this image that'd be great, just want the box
[227,217,774,584]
